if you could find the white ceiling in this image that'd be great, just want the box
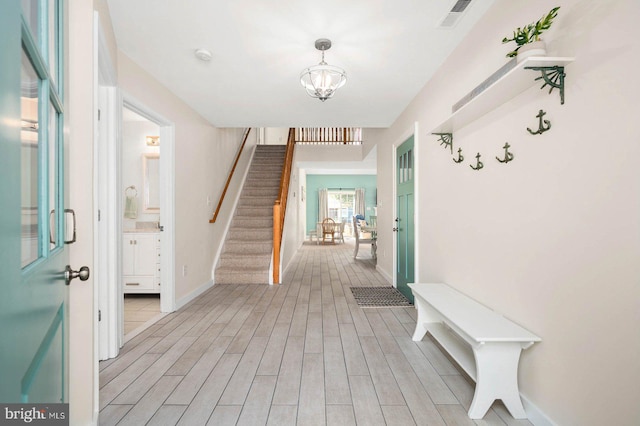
[106,0,495,129]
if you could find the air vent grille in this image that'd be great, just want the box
[438,0,472,28]
[451,0,471,13]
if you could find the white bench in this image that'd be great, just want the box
[409,283,541,420]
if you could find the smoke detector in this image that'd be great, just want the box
[194,48,212,62]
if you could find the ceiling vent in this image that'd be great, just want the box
[438,0,472,28]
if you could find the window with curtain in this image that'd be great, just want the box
[354,188,365,218]
[318,188,328,222]
[327,190,355,236]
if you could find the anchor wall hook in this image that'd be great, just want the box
[527,109,551,135]
[496,143,514,163]
[453,147,464,164]
[433,133,453,154]
[470,152,484,171]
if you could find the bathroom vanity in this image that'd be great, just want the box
[122,229,160,294]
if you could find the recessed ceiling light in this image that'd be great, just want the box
[194,48,212,62]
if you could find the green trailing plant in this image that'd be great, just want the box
[502,6,560,58]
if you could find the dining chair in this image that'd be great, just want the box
[352,216,375,258]
[321,218,336,244]
[334,221,345,244]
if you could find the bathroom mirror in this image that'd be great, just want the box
[142,153,160,212]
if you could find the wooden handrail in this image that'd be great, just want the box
[210,128,251,223]
[272,128,296,284]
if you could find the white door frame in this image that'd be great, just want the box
[121,94,176,317]
[95,14,176,360]
[391,122,420,287]
[95,12,121,360]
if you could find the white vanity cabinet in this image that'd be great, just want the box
[123,232,160,293]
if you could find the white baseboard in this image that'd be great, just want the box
[376,265,393,285]
[522,394,556,426]
[176,279,215,310]
[281,240,304,280]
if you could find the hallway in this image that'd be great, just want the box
[99,242,526,425]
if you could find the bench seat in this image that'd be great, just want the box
[409,283,541,420]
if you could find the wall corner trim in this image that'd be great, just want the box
[522,394,556,426]
[376,265,393,285]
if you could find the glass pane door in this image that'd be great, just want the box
[327,190,355,236]
[0,0,69,403]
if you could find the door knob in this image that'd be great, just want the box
[65,265,90,285]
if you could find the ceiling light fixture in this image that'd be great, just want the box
[194,48,212,62]
[300,39,347,102]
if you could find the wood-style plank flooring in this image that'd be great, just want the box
[124,294,161,335]
[99,241,531,425]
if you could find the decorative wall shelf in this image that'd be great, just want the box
[429,57,574,134]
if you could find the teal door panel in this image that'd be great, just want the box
[396,136,415,302]
[0,0,69,403]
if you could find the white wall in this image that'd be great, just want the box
[296,144,364,163]
[117,52,248,302]
[299,168,307,243]
[263,127,289,145]
[281,156,304,277]
[121,120,160,227]
[369,0,640,424]
[94,0,118,73]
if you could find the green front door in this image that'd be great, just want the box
[396,136,415,302]
[0,0,69,403]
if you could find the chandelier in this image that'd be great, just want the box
[300,39,347,102]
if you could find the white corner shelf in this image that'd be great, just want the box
[429,56,574,134]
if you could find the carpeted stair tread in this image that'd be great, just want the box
[222,241,272,254]
[231,217,273,227]
[237,198,277,204]
[217,253,272,268]
[241,190,279,198]
[227,228,273,240]
[215,270,271,285]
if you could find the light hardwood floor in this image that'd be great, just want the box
[99,241,530,425]
[124,294,161,335]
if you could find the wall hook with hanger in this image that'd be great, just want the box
[470,152,484,171]
[527,109,551,135]
[496,143,514,163]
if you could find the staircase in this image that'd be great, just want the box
[215,145,286,284]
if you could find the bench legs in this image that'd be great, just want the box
[469,343,527,419]
[411,296,528,420]
[411,296,431,341]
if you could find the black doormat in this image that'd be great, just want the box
[350,286,413,308]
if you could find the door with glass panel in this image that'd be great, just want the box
[327,190,355,236]
[396,136,415,302]
[0,0,71,403]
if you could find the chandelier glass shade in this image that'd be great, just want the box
[300,39,347,102]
